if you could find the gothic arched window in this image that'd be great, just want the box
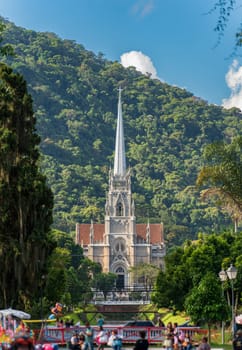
[114,239,126,254]
[116,267,124,274]
[117,202,123,216]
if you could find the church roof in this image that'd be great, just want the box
[75,223,163,246]
[136,223,163,244]
[75,223,104,245]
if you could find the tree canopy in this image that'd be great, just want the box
[0,17,241,247]
[197,136,242,232]
[185,272,229,341]
[0,61,54,309]
[152,231,242,323]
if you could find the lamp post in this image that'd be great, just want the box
[227,264,237,338]
[219,264,237,339]
[219,269,227,344]
[219,270,227,283]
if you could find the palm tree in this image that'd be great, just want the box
[196,136,242,232]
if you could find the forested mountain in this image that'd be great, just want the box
[1,18,241,245]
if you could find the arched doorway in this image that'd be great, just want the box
[115,266,125,290]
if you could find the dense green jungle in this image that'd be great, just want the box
[1,18,242,246]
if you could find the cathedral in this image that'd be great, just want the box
[75,88,165,290]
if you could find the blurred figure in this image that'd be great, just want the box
[163,323,173,350]
[166,322,173,333]
[158,317,165,327]
[15,321,27,334]
[79,334,86,350]
[95,326,107,350]
[42,345,54,350]
[173,322,179,350]
[197,337,210,350]
[97,317,104,327]
[70,331,80,350]
[233,330,242,350]
[34,345,43,350]
[84,322,94,350]
[182,334,192,350]
[11,335,34,350]
[108,330,122,350]
[133,330,149,350]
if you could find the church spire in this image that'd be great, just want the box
[114,87,126,176]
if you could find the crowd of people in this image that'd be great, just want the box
[69,320,210,350]
[10,322,242,350]
[70,323,122,350]
[0,315,215,350]
[163,322,193,350]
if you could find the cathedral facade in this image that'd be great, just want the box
[75,89,165,290]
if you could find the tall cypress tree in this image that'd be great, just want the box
[0,62,54,309]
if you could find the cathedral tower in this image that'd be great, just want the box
[75,89,165,291]
[103,88,136,289]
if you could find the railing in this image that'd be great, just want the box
[35,326,207,345]
[91,300,151,305]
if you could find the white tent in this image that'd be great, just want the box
[0,308,31,320]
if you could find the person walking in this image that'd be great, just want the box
[133,330,149,350]
[108,329,122,350]
[95,326,107,350]
[84,322,94,350]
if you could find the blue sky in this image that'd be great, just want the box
[1,0,242,108]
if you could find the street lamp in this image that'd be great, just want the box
[219,269,227,344]
[227,264,237,338]
[219,269,227,283]
[219,264,237,339]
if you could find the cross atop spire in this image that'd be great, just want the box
[114,87,126,176]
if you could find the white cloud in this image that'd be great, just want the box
[222,60,242,110]
[120,51,158,79]
[132,0,155,18]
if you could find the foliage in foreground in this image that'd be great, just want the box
[152,231,242,327]
[0,62,54,309]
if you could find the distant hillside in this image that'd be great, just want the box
[1,17,241,246]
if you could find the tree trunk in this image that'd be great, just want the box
[234,217,238,233]
[208,324,211,344]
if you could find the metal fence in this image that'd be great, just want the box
[35,326,207,345]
